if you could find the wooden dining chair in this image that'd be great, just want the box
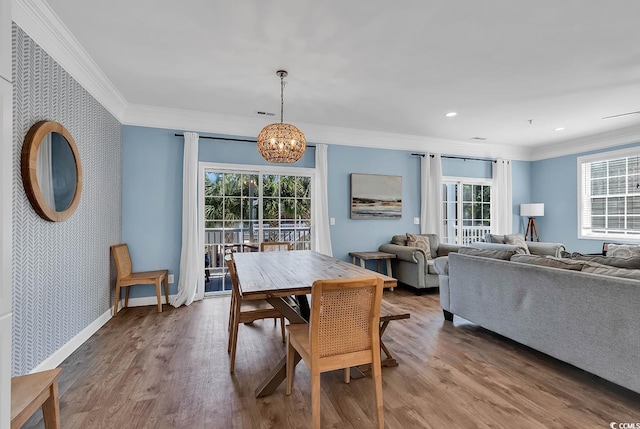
[285,275,385,429]
[260,241,293,252]
[111,243,169,316]
[225,253,286,373]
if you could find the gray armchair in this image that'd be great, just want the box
[379,234,460,293]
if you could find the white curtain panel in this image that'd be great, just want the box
[312,144,333,256]
[36,133,55,209]
[420,154,443,236]
[491,159,513,235]
[171,132,202,307]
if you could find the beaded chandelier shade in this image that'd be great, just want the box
[257,70,306,163]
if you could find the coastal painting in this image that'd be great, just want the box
[350,173,402,219]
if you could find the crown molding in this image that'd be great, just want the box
[13,0,639,162]
[529,123,640,161]
[13,0,127,121]
[123,103,532,160]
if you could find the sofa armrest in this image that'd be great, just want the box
[527,242,566,257]
[436,243,461,257]
[433,256,449,275]
[379,243,426,263]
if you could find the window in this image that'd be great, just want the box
[442,179,491,245]
[200,163,314,294]
[578,148,640,241]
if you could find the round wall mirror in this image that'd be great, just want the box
[21,120,82,222]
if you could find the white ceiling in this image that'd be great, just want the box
[29,0,640,158]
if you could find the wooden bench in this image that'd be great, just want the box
[379,300,410,367]
[11,368,61,429]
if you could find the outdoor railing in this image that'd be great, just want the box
[444,225,491,246]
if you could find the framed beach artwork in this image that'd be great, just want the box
[350,173,402,219]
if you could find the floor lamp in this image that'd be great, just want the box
[521,203,544,242]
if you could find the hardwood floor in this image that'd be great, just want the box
[22,288,640,428]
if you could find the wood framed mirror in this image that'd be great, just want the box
[21,120,82,222]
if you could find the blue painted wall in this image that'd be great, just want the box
[512,160,532,234]
[327,146,420,267]
[531,141,640,253]
[442,158,492,179]
[122,125,532,297]
[122,126,315,298]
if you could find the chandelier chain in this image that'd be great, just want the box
[280,74,284,123]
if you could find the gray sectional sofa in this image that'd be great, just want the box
[435,251,640,393]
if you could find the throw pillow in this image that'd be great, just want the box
[459,246,516,260]
[391,235,407,246]
[606,244,640,258]
[484,234,507,244]
[504,233,530,254]
[569,252,640,269]
[406,233,432,259]
[510,254,585,271]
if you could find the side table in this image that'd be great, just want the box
[348,251,397,291]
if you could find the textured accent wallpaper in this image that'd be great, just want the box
[12,25,121,375]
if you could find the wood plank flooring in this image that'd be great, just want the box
[21,288,640,428]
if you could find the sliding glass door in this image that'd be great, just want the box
[201,163,313,295]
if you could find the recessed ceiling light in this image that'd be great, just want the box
[445,112,458,117]
[555,127,565,131]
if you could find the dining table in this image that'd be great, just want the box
[233,250,398,398]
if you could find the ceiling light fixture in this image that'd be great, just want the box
[257,70,306,163]
[555,127,565,131]
[445,112,458,117]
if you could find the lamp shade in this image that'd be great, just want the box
[520,203,544,217]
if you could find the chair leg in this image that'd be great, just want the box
[228,294,235,333]
[155,279,163,312]
[124,287,130,309]
[311,368,321,429]
[163,275,169,305]
[371,353,385,429]
[286,338,294,395]
[228,299,238,353]
[229,312,240,373]
[344,367,350,384]
[113,284,121,316]
[280,317,286,342]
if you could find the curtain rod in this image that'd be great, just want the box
[411,153,496,163]
[174,133,316,148]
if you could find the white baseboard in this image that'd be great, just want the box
[116,294,177,310]
[30,307,113,373]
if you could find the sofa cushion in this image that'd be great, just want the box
[504,233,530,254]
[459,246,516,260]
[470,241,527,254]
[391,235,408,246]
[606,244,640,258]
[406,233,432,259]
[567,252,640,269]
[581,264,640,281]
[427,259,437,274]
[510,254,585,270]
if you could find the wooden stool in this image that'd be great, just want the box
[11,368,61,429]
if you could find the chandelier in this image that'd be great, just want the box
[257,70,306,163]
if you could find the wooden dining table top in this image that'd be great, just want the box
[233,250,397,300]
